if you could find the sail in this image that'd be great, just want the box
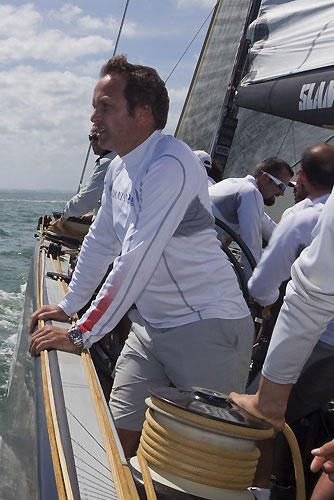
[175,0,334,190]
[175,0,252,152]
[237,0,334,128]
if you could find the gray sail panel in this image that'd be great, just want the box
[224,108,332,181]
[175,0,251,152]
[237,68,334,128]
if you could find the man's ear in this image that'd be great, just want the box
[259,171,269,187]
[135,104,152,121]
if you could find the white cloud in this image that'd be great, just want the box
[168,86,188,103]
[0,4,41,38]
[77,15,105,30]
[121,21,138,38]
[0,64,97,189]
[48,4,82,24]
[75,58,109,77]
[0,31,114,64]
[0,65,94,139]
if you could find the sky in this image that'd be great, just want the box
[0,0,217,191]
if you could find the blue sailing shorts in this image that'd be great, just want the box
[109,309,253,431]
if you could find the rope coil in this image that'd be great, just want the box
[138,407,262,491]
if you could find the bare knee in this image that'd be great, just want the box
[117,428,141,458]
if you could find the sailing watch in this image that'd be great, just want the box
[68,326,84,353]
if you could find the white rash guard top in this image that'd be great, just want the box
[248,194,330,307]
[262,189,334,384]
[59,130,250,348]
[209,175,276,279]
[63,152,116,218]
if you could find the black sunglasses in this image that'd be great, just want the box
[89,133,98,142]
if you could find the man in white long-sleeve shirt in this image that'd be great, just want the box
[55,126,116,231]
[209,159,294,279]
[30,55,253,457]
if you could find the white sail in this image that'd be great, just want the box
[244,0,334,84]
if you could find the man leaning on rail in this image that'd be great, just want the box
[29,55,253,458]
[55,124,116,232]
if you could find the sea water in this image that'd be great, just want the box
[0,190,74,424]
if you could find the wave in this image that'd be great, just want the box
[0,229,10,237]
[0,248,34,259]
[0,289,25,399]
[0,198,69,203]
[0,289,25,331]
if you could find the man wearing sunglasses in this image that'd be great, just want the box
[209,157,293,279]
[55,125,116,232]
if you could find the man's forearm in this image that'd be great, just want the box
[256,375,293,423]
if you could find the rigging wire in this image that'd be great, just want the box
[113,0,130,56]
[292,121,296,164]
[77,0,130,192]
[276,120,293,158]
[77,142,92,194]
[164,2,218,84]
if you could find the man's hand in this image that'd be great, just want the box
[79,214,94,224]
[29,325,79,356]
[229,392,283,432]
[311,441,334,481]
[229,376,293,432]
[30,305,70,333]
[261,305,272,320]
[54,215,66,232]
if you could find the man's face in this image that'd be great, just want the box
[261,167,292,206]
[90,130,105,156]
[294,169,308,203]
[91,74,140,156]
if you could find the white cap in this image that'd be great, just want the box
[194,150,212,170]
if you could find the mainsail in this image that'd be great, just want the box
[175,0,252,153]
[237,0,334,128]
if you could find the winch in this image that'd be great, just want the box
[130,386,274,500]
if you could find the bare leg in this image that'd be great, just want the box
[311,472,334,500]
[253,438,274,488]
[117,428,141,459]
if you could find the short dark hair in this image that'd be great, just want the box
[253,157,293,179]
[100,55,169,130]
[301,144,334,189]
